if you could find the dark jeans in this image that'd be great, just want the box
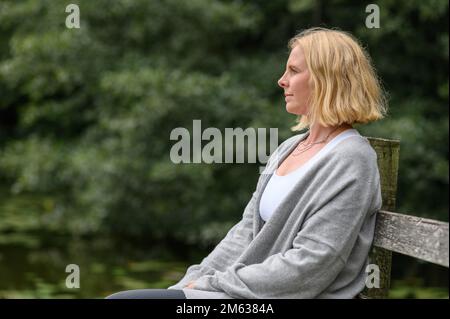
[105,289,186,299]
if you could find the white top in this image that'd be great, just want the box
[259,129,361,222]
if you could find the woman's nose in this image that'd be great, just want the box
[278,75,287,88]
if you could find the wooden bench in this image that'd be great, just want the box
[359,137,449,298]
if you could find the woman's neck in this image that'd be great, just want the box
[306,123,353,144]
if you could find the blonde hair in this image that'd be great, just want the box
[287,27,388,131]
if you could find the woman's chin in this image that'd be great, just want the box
[285,104,301,115]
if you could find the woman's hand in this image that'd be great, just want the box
[185,281,195,289]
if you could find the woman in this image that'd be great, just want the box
[106,27,387,299]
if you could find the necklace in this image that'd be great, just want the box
[292,126,341,157]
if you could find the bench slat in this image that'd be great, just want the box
[373,211,449,267]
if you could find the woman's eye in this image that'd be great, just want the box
[290,68,298,73]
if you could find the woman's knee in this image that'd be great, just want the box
[105,289,186,299]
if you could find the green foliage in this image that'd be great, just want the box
[0,0,448,247]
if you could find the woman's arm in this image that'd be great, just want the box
[168,135,300,290]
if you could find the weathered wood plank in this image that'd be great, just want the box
[366,137,400,211]
[373,211,449,267]
[361,137,400,298]
[358,137,448,299]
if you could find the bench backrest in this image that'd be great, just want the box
[360,137,449,299]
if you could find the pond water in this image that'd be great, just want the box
[0,188,204,299]
[0,231,200,299]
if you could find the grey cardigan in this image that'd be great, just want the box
[168,130,382,299]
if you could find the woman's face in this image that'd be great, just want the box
[277,45,312,115]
